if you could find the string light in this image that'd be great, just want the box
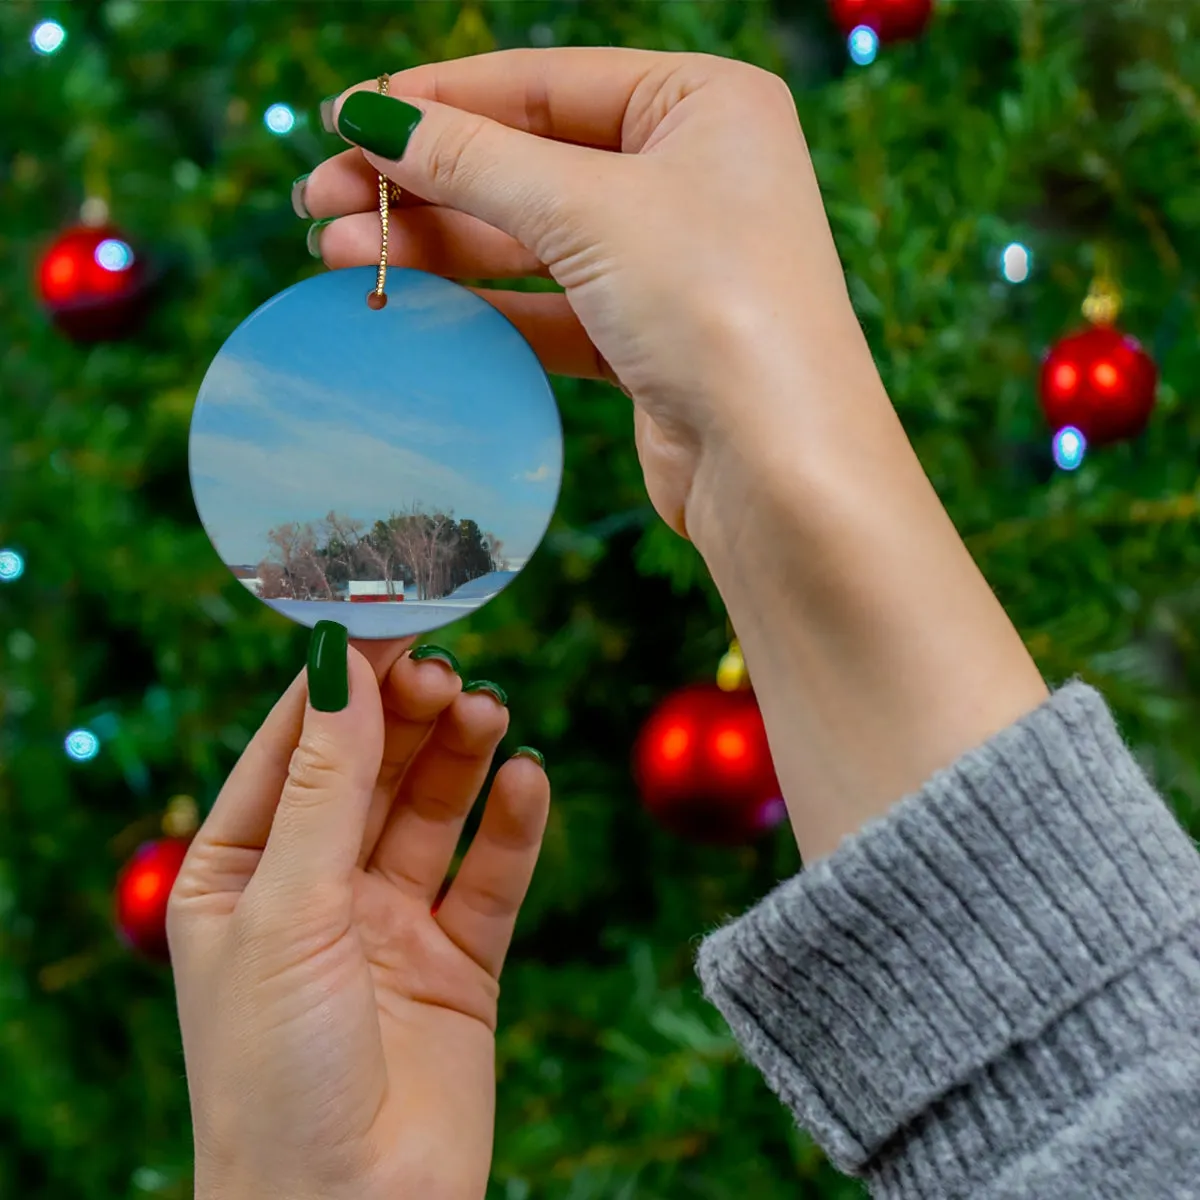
[95,239,135,272]
[1052,426,1086,471]
[64,729,100,762]
[848,26,880,66]
[1001,242,1032,284]
[0,549,25,582]
[264,103,296,135]
[31,20,66,55]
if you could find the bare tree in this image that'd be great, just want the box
[255,559,286,600]
[293,522,337,600]
[262,520,335,600]
[390,506,458,600]
[356,516,404,598]
[482,532,505,572]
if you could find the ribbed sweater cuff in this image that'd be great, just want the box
[694,681,1200,1192]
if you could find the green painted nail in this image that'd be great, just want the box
[319,94,339,133]
[463,680,508,706]
[336,91,424,160]
[512,746,545,769]
[409,644,461,674]
[291,173,311,219]
[306,218,335,259]
[307,621,349,712]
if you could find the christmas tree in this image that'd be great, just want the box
[2,2,1198,1197]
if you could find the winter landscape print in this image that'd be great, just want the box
[188,267,562,637]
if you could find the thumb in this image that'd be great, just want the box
[332,89,605,258]
[255,621,384,897]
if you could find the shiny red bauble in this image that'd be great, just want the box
[37,223,150,341]
[114,837,191,961]
[828,0,934,41]
[633,683,784,845]
[1038,326,1158,446]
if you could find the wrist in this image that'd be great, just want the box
[687,357,1048,862]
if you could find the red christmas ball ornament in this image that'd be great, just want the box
[1039,326,1158,447]
[114,837,191,961]
[37,223,150,342]
[828,0,934,42]
[633,683,785,845]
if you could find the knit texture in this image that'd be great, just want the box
[695,681,1200,1198]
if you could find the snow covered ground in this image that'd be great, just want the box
[264,596,492,638]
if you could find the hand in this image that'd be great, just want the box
[168,631,549,1200]
[299,48,880,548]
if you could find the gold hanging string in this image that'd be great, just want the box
[368,74,404,309]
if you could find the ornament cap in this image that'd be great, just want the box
[1082,279,1121,327]
[717,638,749,692]
[1082,249,1122,326]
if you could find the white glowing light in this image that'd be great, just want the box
[1002,242,1032,284]
[264,103,296,135]
[0,550,24,581]
[849,26,879,66]
[95,239,134,272]
[32,21,66,55]
[1052,426,1086,471]
[65,729,100,762]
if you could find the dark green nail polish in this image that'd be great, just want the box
[308,621,349,712]
[512,746,545,769]
[291,173,311,219]
[463,680,508,706]
[337,91,424,160]
[306,218,335,259]
[409,644,461,675]
[319,94,339,133]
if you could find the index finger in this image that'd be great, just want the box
[337,46,673,151]
[350,637,418,683]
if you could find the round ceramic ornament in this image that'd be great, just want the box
[189,82,562,639]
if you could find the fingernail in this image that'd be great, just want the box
[512,746,544,769]
[291,173,311,219]
[319,94,339,133]
[306,218,335,259]
[409,644,461,675]
[336,91,424,160]
[308,620,349,712]
[463,680,508,707]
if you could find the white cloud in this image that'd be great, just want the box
[518,463,554,483]
[196,353,480,449]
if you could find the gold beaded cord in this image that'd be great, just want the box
[367,73,400,310]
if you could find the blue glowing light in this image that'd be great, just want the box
[65,729,100,762]
[95,239,134,272]
[264,103,296,135]
[31,20,66,55]
[0,550,24,581]
[1001,242,1032,284]
[1052,426,1086,471]
[848,25,879,66]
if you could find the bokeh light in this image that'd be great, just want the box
[264,103,296,134]
[1053,426,1087,471]
[1001,242,1031,283]
[64,729,101,762]
[848,26,879,66]
[0,549,25,582]
[31,20,66,55]
[95,239,135,272]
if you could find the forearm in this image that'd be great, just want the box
[687,332,1048,862]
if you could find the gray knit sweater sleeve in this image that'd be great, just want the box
[694,681,1200,1198]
